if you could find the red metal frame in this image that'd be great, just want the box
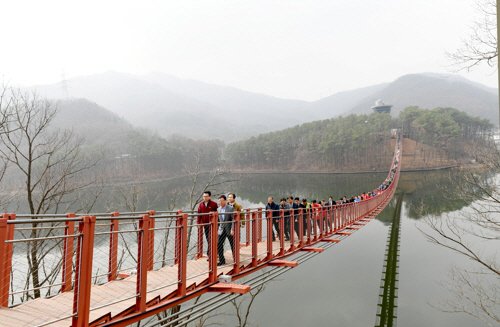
[174,210,182,265]
[245,208,251,246]
[147,210,156,271]
[208,212,218,283]
[298,208,304,247]
[0,213,14,307]
[109,212,119,282]
[177,213,188,297]
[251,211,258,267]
[62,213,75,292]
[196,211,204,259]
[72,216,96,327]
[233,211,241,274]
[279,209,285,255]
[136,214,150,312]
[266,211,273,261]
[257,208,263,242]
[289,208,295,251]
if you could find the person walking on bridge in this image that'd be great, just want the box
[292,197,300,238]
[228,193,244,227]
[311,200,322,235]
[280,198,291,241]
[300,199,308,236]
[266,197,280,241]
[197,191,218,260]
[217,195,235,266]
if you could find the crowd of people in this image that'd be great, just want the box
[197,176,397,265]
[198,140,401,266]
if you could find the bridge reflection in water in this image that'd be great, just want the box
[376,193,404,327]
[0,138,402,327]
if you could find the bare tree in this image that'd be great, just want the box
[186,148,241,211]
[446,0,497,72]
[419,144,500,325]
[0,89,105,298]
[0,89,104,215]
[230,281,267,327]
[0,84,17,210]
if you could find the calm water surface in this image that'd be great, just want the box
[163,170,483,327]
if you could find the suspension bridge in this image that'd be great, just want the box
[0,137,402,327]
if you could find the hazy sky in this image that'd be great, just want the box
[1,0,496,101]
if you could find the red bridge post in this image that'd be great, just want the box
[346,204,349,228]
[233,211,240,274]
[324,207,329,236]
[62,213,75,292]
[279,209,285,256]
[72,216,96,327]
[137,214,150,312]
[177,213,188,297]
[298,208,304,247]
[251,210,258,267]
[257,208,263,242]
[333,206,337,233]
[289,208,295,251]
[312,208,317,243]
[346,204,350,225]
[196,210,203,259]
[319,209,324,239]
[328,206,333,235]
[266,210,273,261]
[342,205,347,229]
[174,210,182,265]
[245,208,251,246]
[208,212,218,283]
[0,213,14,307]
[108,212,119,282]
[147,210,156,271]
[350,204,353,224]
[306,208,311,245]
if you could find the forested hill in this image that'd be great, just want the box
[52,98,223,181]
[225,107,493,172]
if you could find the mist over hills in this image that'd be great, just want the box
[31,71,498,142]
[52,98,133,150]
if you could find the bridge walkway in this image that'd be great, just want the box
[1,240,316,326]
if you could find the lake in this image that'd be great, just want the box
[123,169,486,327]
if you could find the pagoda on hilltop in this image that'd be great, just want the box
[371,99,392,114]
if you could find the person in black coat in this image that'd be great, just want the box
[292,197,300,238]
[299,199,308,236]
[279,198,291,241]
[266,197,280,241]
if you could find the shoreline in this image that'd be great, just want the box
[229,165,462,175]
[99,164,468,188]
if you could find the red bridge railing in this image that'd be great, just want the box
[0,137,402,327]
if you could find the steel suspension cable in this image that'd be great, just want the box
[145,234,348,327]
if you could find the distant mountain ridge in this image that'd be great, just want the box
[349,74,498,124]
[420,72,497,94]
[29,71,499,141]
